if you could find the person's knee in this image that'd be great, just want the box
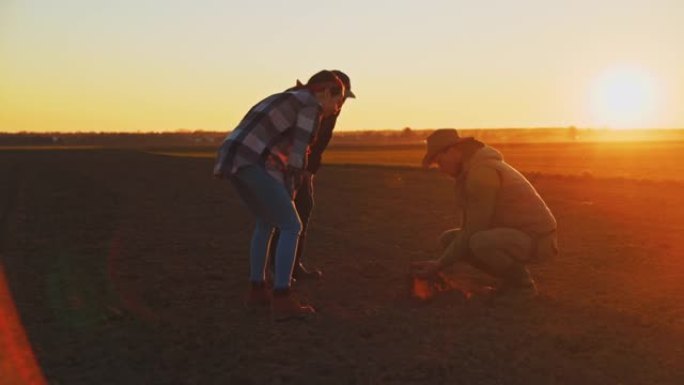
[466,232,517,275]
[255,220,274,234]
[296,201,313,234]
[279,215,302,236]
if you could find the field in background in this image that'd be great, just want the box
[3,127,684,147]
[154,141,684,181]
[3,129,683,181]
[1,149,682,384]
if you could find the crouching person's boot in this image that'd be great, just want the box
[491,263,538,304]
[271,288,316,321]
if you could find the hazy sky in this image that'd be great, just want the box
[1,0,683,132]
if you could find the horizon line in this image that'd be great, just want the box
[2,126,684,135]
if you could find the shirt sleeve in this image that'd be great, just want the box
[287,105,321,169]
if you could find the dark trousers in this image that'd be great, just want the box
[268,175,314,270]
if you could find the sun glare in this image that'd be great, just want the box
[590,67,659,129]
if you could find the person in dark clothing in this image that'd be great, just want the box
[269,70,355,281]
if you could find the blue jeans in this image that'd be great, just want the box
[230,166,302,289]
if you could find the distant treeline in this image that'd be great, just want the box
[1,127,683,148]
[0,132,223,148]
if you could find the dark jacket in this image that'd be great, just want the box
[306,114,338,173]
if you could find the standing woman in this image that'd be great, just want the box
[269,70,355,281]
[213,70,345,319]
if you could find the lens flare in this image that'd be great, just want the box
[0,263,47,385]
[590,66,660,129]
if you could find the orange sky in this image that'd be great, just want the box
[1,0,683,132]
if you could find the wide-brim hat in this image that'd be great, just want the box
[421,129,471,168]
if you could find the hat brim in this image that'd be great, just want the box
[421,138,471,168]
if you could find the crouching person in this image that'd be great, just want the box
[411,129,558,303]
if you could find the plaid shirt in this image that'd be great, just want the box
[213,89,321,183]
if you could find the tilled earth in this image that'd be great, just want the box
[1,149,683,384]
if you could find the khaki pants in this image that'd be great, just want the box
[440,228,558,263]
[440,228,558,284]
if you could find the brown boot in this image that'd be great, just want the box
[244,281,271,308]
[292,263,322,281]
[271,288,315,321]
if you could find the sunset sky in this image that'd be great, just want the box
[1,0,683,132]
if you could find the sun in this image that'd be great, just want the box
[590,67,659,129]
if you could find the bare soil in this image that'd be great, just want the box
[1,149,683,384]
